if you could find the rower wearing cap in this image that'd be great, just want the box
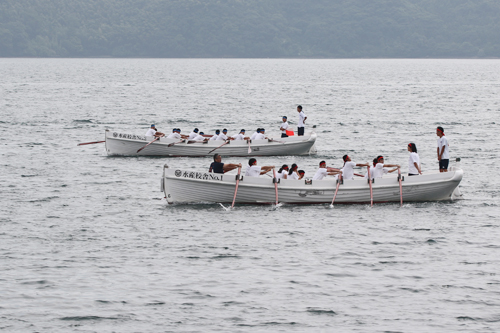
[254,128,267,140]
[209,129,220,141]
[280,116,289,138]
[342,155,369,180]
[192,131,207,141]
[245,158,274,177]
[232,129,248,140]
[312,161,342,180]
[145,124,165,138]
[188,128,199,140]
[209,154,242,174]
[250,128,261,141]
[167,128,182,139]
[217,128,229,141]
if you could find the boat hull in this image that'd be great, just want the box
[105,130,317,157]
[162,166,463,205]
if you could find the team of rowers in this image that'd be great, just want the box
[207,126,451,179]
[146,126,274,141]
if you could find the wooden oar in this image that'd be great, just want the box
[398,168,403,207]
[272,168,279,205]
[77,140,105,146]
[367,166,373,207]
[167,139,185,147]
[247,140,252,154]
[208,140,229,154]
[137,137,159,153]
[231,166,242,209]
[268,139,285,144]
[330,175,342,207]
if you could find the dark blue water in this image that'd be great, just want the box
[1,58,500,332]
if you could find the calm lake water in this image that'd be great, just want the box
[1,58,500,332]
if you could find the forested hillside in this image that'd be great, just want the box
[1,0,499,57]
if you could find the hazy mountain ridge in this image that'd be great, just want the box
[1,0,499,57]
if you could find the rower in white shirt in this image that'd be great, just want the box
[188,128,199,140]
[341,155,369,180]
[276,164,289,179]
[217,129,229,141]
[369,156,399,179]
[287,163,300,180]
[245,158,274,177]
[192,131,207,141]
[145,124,165,138]
[312,161,342,180]
[167,128,182,139]
[209,130,220,141]
[250,128,261,141]
[254,128,267,140]
[232,129,249,140]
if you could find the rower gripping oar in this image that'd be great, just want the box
[231,166,242,208]
[167,139,185,147]
[137,137,159,153]
[77,140,105,146]
[208,140,229,154]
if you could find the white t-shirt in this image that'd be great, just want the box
[250,132,259,140]
[408,152,420,174]
[217,133,228,141]
[437,136,449,159]
[245,165,262,177]
[209,134,218,141]
[280,121,289,134]
[167,132,181,139]
[193,134,205,141]
[372,163,389,179]
[232,133,245,140]
[288,171,299,180]
[188,132,198,140]
[364,166,375,179]
[342,161,356,180]
[254,133,266,140]
[145,128,156,136]
[312,168,328,180]
[298,111,306,127]
[276,170,287,179]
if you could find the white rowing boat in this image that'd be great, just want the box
[161,164,463,205]
[104,129,317,156]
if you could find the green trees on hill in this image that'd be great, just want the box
[1,0,499,57]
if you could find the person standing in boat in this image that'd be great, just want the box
[436,126,449,172]
[145,124,165,137]
[209,154,241,174]
[297,105,307,136]
[188,128,199,140]
[245,158,274,177]
[313,161,342,180]
[408,143,422,176]
[342,155,369,180]
[232,129,249,141]
[369,156,400,179]
[210,129,220,141]
[280,116,289,138]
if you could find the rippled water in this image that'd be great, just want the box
[1,58,500,332]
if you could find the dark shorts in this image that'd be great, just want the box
[297,127,305,136]
[281,133,289,138]
[439,159,449,170]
